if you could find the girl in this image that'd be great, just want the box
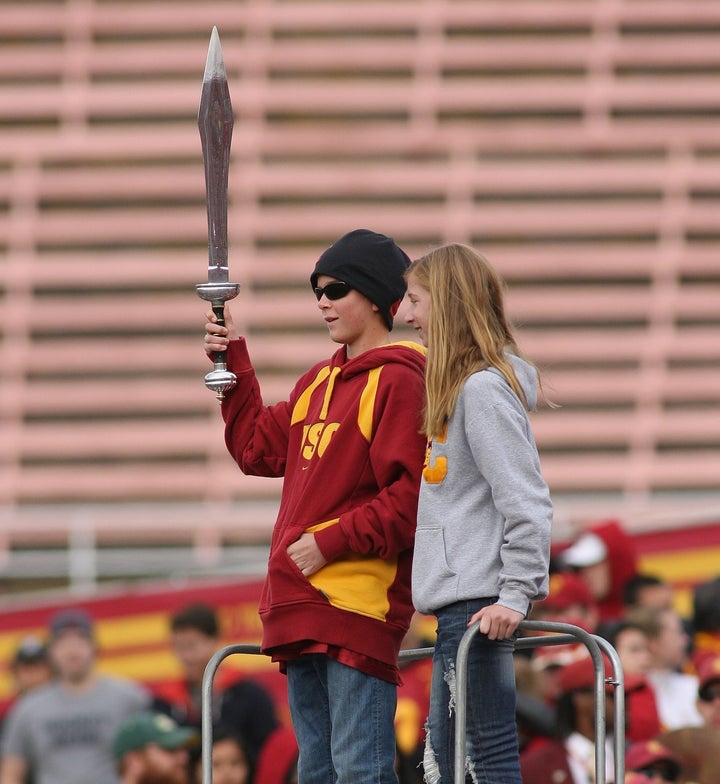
[404,243,553,783]
[192,725,253,784]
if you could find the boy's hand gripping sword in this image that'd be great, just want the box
[195,27,239,401]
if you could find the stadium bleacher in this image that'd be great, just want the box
[1,0,720,586]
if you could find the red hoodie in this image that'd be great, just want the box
[221,338,427,684]
[587,519,639,622]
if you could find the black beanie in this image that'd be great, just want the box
[310,229,411,330]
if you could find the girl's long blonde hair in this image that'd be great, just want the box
[408,243,531,440]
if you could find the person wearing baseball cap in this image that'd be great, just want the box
[203,229,426,784]
[559,519,639,623]
[0,607,151,784]
[625,739,682,783]
[521,655,634,784]
[48,608,95,641]
[696,655,720,728]
[10,635,52,695]
[0,636,53,733]
[114,712,196,784]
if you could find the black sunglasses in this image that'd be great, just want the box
[313,281,352,301]
[699,684,720,702]
[637,767,678,783]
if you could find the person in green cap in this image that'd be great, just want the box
[113,712,196,784]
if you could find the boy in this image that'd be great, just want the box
[203,229,426,784]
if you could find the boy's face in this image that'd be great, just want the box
[577,560,611,601]
[12,659,53,694]
[49,629,96,683]
[135,743,189,784]
[404,274,430,347]
[315,275,383,356]
[170,627,217,684]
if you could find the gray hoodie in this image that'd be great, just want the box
[411,355,552,616]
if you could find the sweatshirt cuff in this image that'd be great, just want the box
[225,338,252,372]
[206,337,251,372]
[314,522,350,562]
[498,588,532,617]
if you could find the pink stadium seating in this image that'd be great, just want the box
[1,0,719,562]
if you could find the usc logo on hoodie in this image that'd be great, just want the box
[422,425,448,484]
[301,421,340,460]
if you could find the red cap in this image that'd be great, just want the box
[531,643,588,672]
[558,655,613,693]
[697,655,720,695]
[557,653,647,694]
[539,572,595,611]
[625,740,681,776]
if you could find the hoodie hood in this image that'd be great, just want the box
[488,353,538,410]
[329,340,427,379]
[563,519,638,622]
[510,353,538,409]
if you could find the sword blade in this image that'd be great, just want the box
[198,26,233,285]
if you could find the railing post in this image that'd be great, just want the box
[201,643,262,784]
[200,622,625,784]
[454,619,625,784]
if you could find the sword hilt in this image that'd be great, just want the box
[204,300,237,402]
[197,282,240,403]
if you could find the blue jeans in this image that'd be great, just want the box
[424,600,522,784]
[286,654,399,784]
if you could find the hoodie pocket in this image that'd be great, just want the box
[262,540,327,611]
[301,517,397,621]
[309,552,397,622]
[413,526,460,612]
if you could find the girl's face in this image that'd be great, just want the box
[404,273,430,347]
[209,738,250,784]
[614,628,652,676]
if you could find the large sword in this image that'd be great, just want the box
[196,26,240,401]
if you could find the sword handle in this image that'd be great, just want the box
[204,300,237,402]
[212,301,227,331]
[211,300,228,366]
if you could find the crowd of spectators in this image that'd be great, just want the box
[515,519,720,784]
[0,520,719,784]
[0,604,297,784]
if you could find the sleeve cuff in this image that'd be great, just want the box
[314,522,349,562]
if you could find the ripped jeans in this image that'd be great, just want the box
[423,599,522,784]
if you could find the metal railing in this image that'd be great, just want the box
[456,620,625,784]
[201,619,625,784]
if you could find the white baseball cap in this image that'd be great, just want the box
[560,532,607,568]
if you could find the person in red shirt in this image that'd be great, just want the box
[529,571,601,705]
[625,739,682,783]
[253,727,299,784]
[696,656,720,728]
[204,229,427,784]
[520,656,619,784]
[559,519,639,624]
[605,619,662,742]
[151,603,278,763]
